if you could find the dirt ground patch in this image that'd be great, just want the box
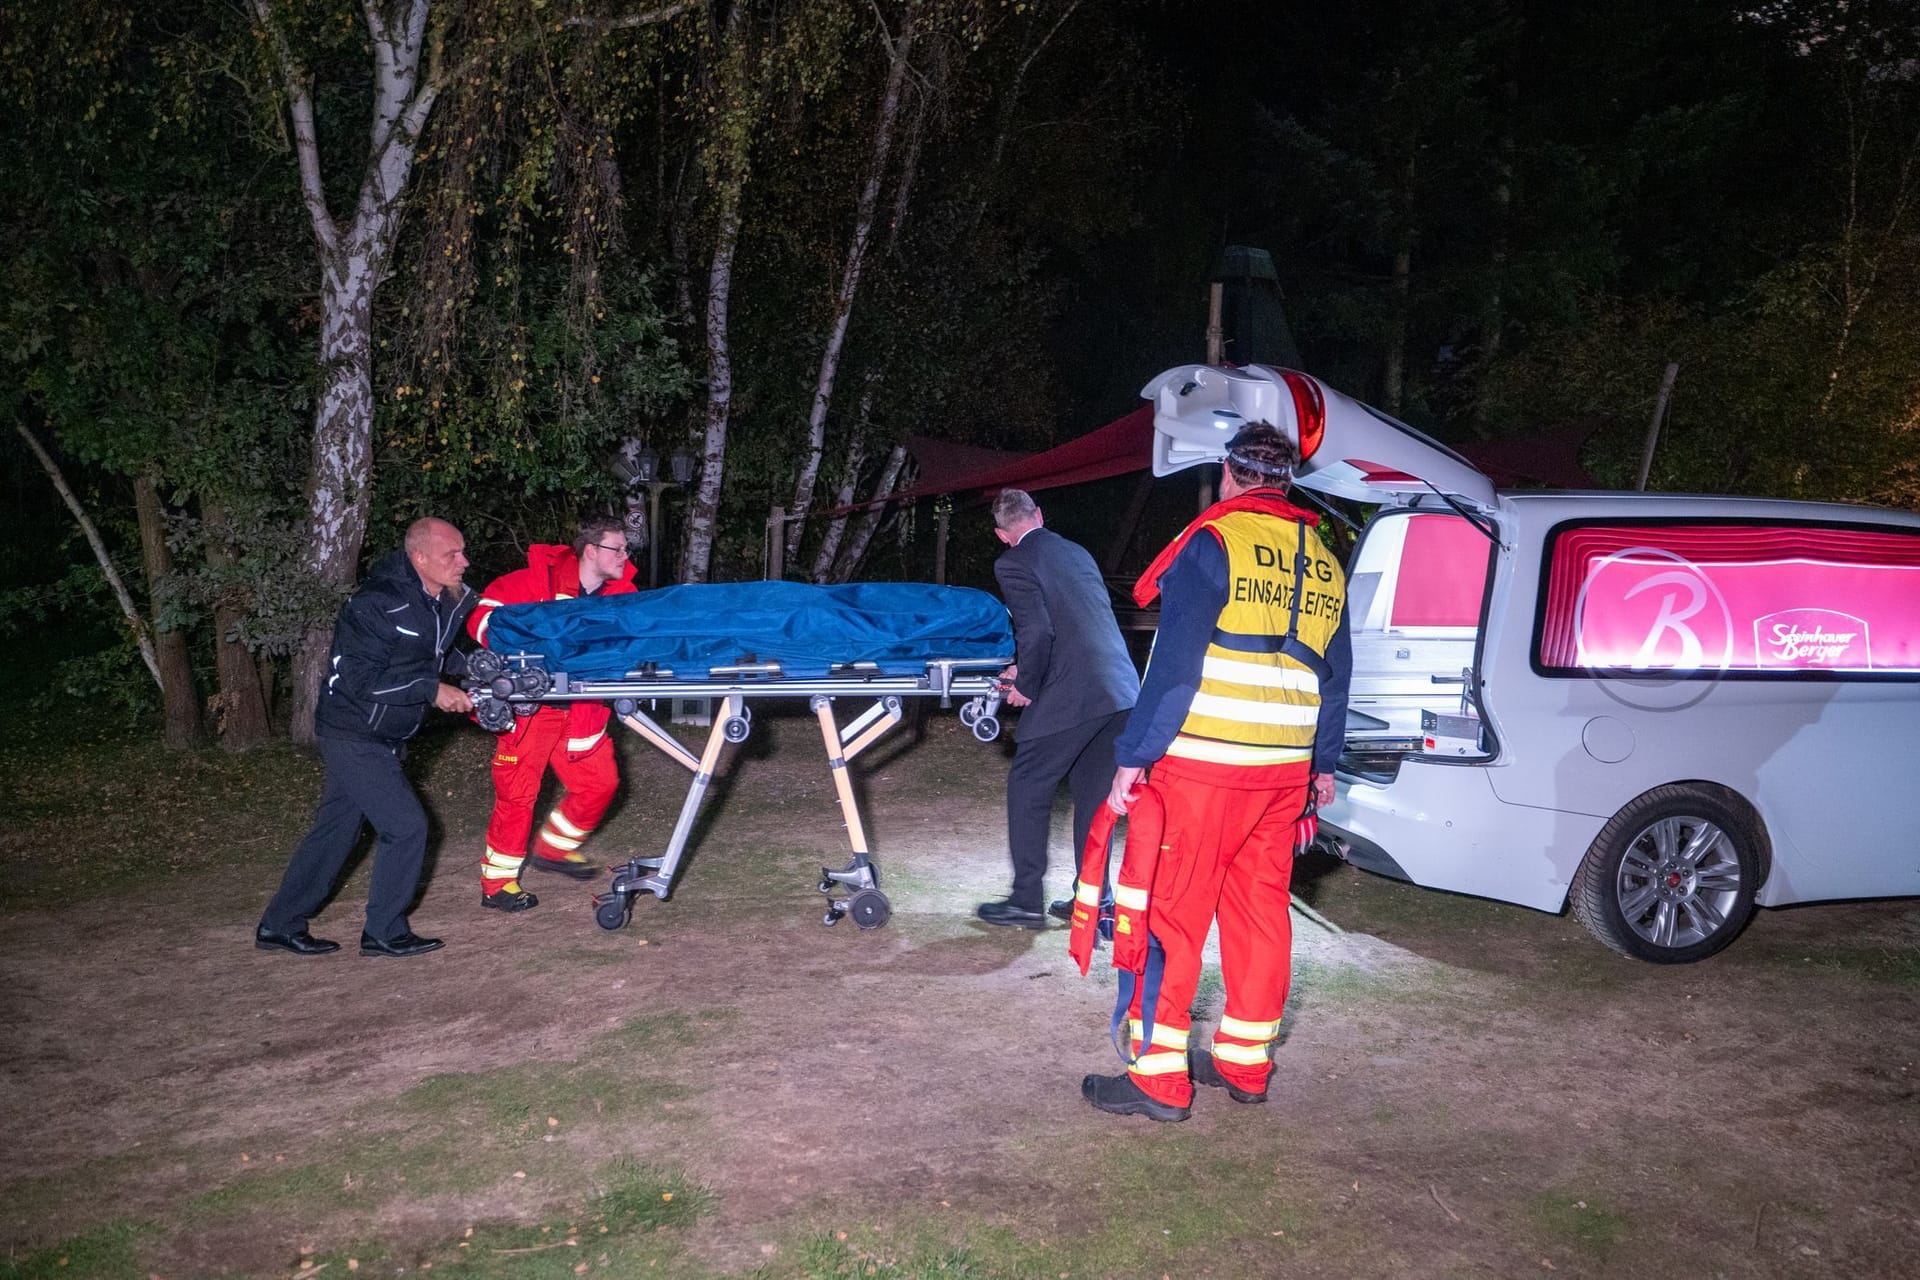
[2,709,1917,1278]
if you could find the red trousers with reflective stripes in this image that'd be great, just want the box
[1125,757,1307,1107]
[481,706,618,893]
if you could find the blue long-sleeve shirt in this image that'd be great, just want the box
[1112,527,1352,774]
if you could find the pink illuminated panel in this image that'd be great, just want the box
[1539,524,1920,675]
[1390,514,1488,627]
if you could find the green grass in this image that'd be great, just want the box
[186,1013,713,1231]
[0,1221,149,1280]
[1523,1190,1629,1259]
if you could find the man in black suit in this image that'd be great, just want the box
[976,489,1139,928]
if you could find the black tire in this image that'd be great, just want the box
[594,897,631,931]
[848,889,891,930]
[1570,785,1762,964]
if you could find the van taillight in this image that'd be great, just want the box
[1281,370,1325,460]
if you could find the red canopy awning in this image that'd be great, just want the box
[903,405,1156,499]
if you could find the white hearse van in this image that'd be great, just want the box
[1144,363,1920,963]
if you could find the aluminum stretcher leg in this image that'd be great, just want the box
[812,693,903,929]
[592,693,746,931]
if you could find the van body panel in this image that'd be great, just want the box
[1323,765,1598,913]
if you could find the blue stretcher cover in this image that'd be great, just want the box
[484,580,1013,680]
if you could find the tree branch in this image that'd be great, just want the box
[563,2,695,32]
[249,0,341,253]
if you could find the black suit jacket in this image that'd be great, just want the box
[994,526,1139,741]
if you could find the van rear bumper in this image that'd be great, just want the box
[1323,762,1595,914]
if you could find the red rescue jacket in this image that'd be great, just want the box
[467,544,639,756]
[1067,782,1168,978]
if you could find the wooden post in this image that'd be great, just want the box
[767,505,785,580]
[1635,362,1681,491]
[933,500,950,585]
[1206,281,1225,366]
[647,479,666,588]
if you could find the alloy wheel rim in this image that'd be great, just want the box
[1613,815,1743,950]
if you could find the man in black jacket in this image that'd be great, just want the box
[976,490,1139,928]
[257,518,476,958]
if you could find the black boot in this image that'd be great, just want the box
[1189,1048,1269,1104]
[1080,1072,1190,1122]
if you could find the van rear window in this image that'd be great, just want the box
[1537,522,1920,676]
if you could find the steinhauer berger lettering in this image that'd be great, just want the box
[1232,542,1340,616]
[1769,622,1859,663]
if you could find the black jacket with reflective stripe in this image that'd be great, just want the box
[313,551,474,744]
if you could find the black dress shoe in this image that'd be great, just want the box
[255,927,340,956]
[527,855,599,881]
[976,899,1047,929]
[1190,1048,1269,1103]
[359,931,445,957]
[1081,1072,1190,1122]
[1047,898,1074,922]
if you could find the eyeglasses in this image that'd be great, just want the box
[590,543,630,560]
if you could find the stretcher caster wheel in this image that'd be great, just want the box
[474,697,515,734]
[723,715,751,743]
[958,699,981,728]
[822,906,845,926]
[972,715,1001,743]
[467,649,505,681]
[512,701,538,717]
[817,878,835,894]
[594,895,631,931]
[847,889,891,930]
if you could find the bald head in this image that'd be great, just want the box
[406,518,468,597]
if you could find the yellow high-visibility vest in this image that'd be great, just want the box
[1167,512,1346,769]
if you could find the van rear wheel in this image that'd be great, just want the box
[1571,785,1760,964]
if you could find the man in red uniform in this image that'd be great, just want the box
[466,515,640,911]
[1083,423,1350,1121]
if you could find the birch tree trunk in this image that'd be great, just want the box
[682,1,755,585]
[251,0,444,741]
[16,421,161,688]
[132,472,206,747]
[808,429,869,582]
[785,4,919,572]
[829,444,909,582]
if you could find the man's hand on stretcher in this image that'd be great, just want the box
[435,682,474,714]
[998,664,1031,707]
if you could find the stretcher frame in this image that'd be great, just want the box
[468,655,1010,930]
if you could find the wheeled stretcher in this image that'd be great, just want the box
[464,581,1014,931]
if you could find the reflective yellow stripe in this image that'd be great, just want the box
[565,732,604,754]
[1200,654,1322,693]
[1164,737,1312,766]
[1218,1014,1282,1042]
[1213,1041,1273,1067]
[479,597,506,609]
[1113,883,1149,911]
[1129,1020,1189,1051]
[1130,1051,1188,1077]
[555,592,575,600]
[1188,690,1321,727]
[546,809,590,839]
[474,614,492,644]
[1074,881,1101,906]
[539,826,585,852]
[483,846,523,871]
